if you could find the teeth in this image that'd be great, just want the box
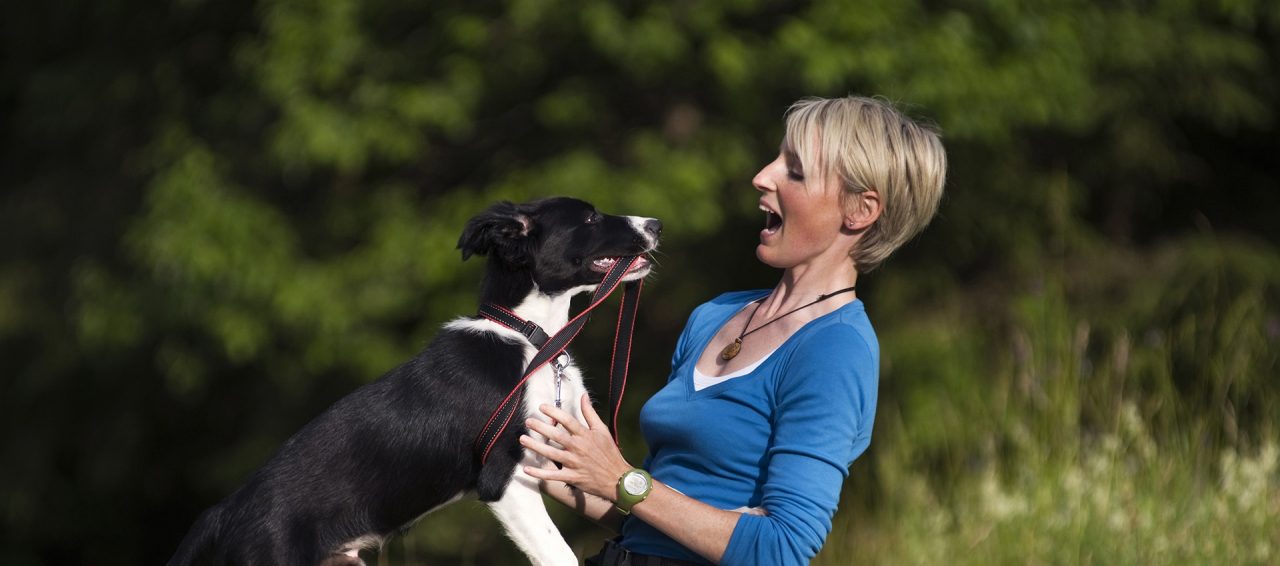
[592,257,618,267]
[760,205,781,222]
[762,206,782,232]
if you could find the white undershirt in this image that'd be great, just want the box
[693,348,777,391]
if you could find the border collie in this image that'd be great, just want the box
[168,197,661,566]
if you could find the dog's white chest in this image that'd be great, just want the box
[520,349,587,424]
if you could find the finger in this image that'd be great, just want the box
[524,418,570,443]
[522,464,574,482]
[580,393,608,430]
[519,435,573,463]
[539,404,584,435]
[535,453,561,470]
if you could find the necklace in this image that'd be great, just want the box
[719,286,857,361]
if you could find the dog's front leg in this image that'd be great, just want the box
[488,465,579,566]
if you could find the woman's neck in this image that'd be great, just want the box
[759,261,860,317]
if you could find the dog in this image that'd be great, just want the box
[168,197,661,566]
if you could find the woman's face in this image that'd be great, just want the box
[752,149,851,270]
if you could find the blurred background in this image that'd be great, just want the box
[3,0,1279,564]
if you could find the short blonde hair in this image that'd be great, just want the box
[784,96,947,272]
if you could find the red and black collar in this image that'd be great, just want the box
[476,303,550,349]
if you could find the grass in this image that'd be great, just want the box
[823,407,1279,565]
[819,237,1280,565]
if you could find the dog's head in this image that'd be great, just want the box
[458,197,661,295]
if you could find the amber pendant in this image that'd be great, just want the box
[720,338,743,361]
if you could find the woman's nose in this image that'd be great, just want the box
[752,166,773,193]
[747,170,768,192]
[752,155,785,192]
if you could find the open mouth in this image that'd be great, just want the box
[761,204,782,234]
[589,255,651,274]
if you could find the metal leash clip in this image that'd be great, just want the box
[551,353,570,409]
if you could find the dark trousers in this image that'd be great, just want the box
[585,538,706,566]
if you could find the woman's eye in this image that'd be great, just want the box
[783,154,804,181]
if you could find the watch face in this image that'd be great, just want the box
[623,472,649,495]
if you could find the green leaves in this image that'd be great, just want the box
[4,0,1280,562]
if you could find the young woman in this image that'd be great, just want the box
[521,96,948,565]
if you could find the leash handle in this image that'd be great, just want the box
[475,257,642,464]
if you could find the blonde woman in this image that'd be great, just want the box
[522,96,947,565]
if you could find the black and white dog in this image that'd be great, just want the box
[169,197,660,566]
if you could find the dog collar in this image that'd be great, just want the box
[477,304,550,348]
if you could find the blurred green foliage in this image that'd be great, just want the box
[2,0,1278,564]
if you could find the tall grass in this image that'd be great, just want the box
[820,236,1280,565]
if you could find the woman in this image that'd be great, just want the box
[521,96,947,565]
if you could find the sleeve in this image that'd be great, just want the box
[720,324,878,566]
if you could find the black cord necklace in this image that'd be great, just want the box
[719,285,858,361]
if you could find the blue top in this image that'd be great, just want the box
[620,290,880,565]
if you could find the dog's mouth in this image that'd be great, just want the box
[589,255,651,274]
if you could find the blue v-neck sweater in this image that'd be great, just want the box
[619,290,879,565]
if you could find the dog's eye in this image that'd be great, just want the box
[585,212,601,224]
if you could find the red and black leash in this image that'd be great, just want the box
[474,257,643,465]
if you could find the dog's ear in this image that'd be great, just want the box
[457,201,534,264]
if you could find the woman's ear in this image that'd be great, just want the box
[844,190,882,232]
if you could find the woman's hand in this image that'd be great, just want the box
[520,393,634,503]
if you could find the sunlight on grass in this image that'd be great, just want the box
[819,239,1280,565]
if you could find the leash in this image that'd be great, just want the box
[474,257,644,465]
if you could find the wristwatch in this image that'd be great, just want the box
[614,468,653,515]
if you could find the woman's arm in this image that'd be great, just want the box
[520,394,749,564]
[718,325,875,565]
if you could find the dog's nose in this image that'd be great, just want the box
[644,219,662,239]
